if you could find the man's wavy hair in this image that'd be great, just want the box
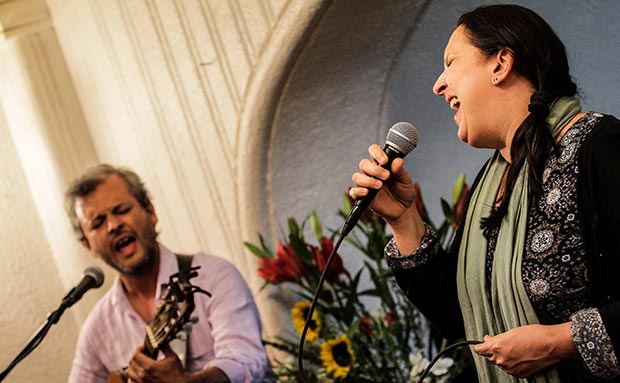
[64,164,153,241]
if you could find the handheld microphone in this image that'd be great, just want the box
[61,266,104,308]
[340,122,419,236]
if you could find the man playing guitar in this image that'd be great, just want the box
[65,164,268,383]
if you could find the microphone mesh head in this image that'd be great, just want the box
[84,266,105,287]
[386,122,419,155]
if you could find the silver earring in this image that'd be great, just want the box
[492,77,499,85]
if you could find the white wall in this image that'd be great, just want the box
[1,0,333,381]
[0,102,78,382]
[1,0,618,382]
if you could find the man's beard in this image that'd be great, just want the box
[101,224,159,275]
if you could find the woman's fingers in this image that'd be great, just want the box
[368,144,388,165]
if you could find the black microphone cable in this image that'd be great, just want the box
[297,122,420,381]
[297,261,482,383]
[297,233,346,383]
[415,339,482,383]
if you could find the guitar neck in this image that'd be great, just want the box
[143,324,160,358]
[107,329,160,383]
[108,266,203,383]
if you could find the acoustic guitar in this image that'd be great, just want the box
[109,266,210,383]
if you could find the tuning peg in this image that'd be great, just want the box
[177,331,188,341]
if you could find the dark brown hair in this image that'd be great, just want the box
[458,4,577,235]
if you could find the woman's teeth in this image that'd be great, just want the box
[450,98,460,110]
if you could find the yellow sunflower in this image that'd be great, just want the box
[291,301,321,341]
[320,334,355,379]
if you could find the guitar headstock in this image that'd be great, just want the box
[144,266,211,356]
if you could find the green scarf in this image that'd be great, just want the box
[456,97,582,383]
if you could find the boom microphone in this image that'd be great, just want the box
[0,266,105,380]
[61,266,104,308]
[340,122,419,236]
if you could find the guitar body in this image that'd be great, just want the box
[107,266,208,383]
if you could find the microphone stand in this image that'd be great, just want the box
[0,300,70,381]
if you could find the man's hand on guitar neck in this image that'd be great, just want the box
[124,344,230,383]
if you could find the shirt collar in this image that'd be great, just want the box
[108,242,179,308]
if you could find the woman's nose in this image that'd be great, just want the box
[433,71,447,96]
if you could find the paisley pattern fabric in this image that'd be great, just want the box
[488,112,617,380]
[385,223,438,269]
[386,113,620,381]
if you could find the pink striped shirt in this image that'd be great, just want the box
[68,244,267,382]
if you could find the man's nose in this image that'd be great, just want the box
[107,215,123,233]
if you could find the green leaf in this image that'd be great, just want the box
[451,173,466,206]
[289,233,313,264]
[258,280,270,291]
[258,234,272,255]
[363,260,396,310]
[440,197,453,220]
[287,217,300,238]
[250,184,471,381]
[342,193,352,216]
[347,268,363,289]
[296,290,317,303]
[319,288,334,304]
[243,241,270,259]
[310,211,323,243]
[358,288,381,297]
[342,291,357,325]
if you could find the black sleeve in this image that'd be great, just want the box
[391,160,489,341]
[392,245,465,340]
[578,114,620,355]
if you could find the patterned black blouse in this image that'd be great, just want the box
[487,112,617,381]
[386,113,620,381]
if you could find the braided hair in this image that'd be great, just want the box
[457,4,578,236]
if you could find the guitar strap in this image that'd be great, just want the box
[172,253,194,367]
[175,253,194,283]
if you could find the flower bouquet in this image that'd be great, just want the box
[244,175,470,382]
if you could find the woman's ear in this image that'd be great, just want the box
[491,48,515,85]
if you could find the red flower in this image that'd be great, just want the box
[384,312,393,326]
[360,317,374,336]
[257,241,304,284]
[311,237,349,282]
